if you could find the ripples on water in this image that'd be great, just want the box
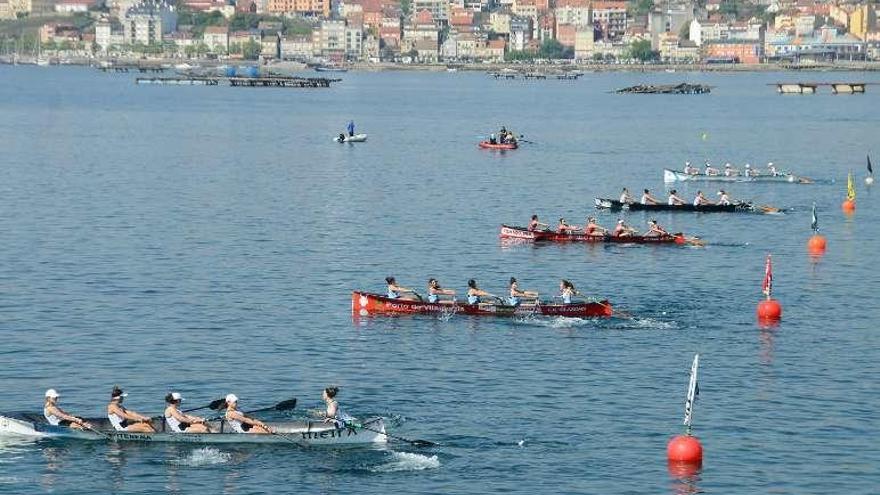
[0,67,878,494]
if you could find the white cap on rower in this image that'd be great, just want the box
[45,389,60,398]
[745,163,751,168]
[225,393,238,404]
[171,392,183,401]
[617,219,624,224]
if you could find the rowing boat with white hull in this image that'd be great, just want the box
[0,413,387,446]
[663,168,813,184]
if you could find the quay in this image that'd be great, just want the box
[135,76,340,88]
[772,82,867,94]
[615,83,711,94]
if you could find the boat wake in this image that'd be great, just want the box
[516,316,601,329]
[167,447,232,467]
[620,317,676,330]
[370,451,440,473]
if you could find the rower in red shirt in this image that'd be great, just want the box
[583,216,607,236]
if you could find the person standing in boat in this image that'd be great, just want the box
[693,190,714,206]
[613,219,637,237]
[641,189,659,205]
[619,187,633,204]
[386,277,418,300]
[107,386,156,433]
[427,278,456,304]
[528,214,548,232]
[583,217,607,236]
[346,120,355,137]
[717,190,733,206]
[164,392,210,433]
[508,277,538,307]
[466,279,494,305]
[44,389,92,430]
[322,386,355,428]
[667,189,685,206]
[557,218,578,234]
[644,219,669,237]
[224,394,272,434]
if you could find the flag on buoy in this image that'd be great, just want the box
[668,354,703,464]
[683,354,700,433]
[761,254,773,298]
[811,203,818,233]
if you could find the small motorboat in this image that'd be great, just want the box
[334,134,368,143]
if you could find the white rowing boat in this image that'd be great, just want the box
[333,133,368,143]
[0,413,387,446]
[663,168,813,184]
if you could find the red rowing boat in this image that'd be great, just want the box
[352,291,612,318]
[499,225,688,244]
[479,141,518,150]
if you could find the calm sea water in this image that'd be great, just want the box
[1,66,879,494]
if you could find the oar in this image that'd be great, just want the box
[409,289,424,302]
[517,134,535,144]
[351,422,435,447]
[79,422,113,440]
[151,397,228,420]
[205,398,298,420]
[269,429,309,447]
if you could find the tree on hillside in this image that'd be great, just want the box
[628,39,657,61]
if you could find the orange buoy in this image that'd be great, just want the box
[757,298,782,320]
[667,435,703,463]
[842,199,855,213]
[807,234,826,254]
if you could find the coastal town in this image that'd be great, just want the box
[1,0,879,66]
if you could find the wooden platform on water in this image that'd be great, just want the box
[615,83,711,94]
[772,82,868,94]
[135,76,340,88]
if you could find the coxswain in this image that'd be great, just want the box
[641,189,659,205]
[427,278,456,304]
[164,392,210,433]
[386,277,418,300]
[322,386,354,428]
[723,163,739,177]
[466,279,494,305]
[717,190,732,206]
[44,389,92,430]
[613,218,637,237]
[559,279,578,304]
[704,161,720,176]
[667,189,685,205]
[224,394,272,434]
[583,217,607,236]
[346,120,355,137]
[693,190,713,206]
[107,386,155,433]
[619,187,633,204]
[683,161,699,175]
[508,277,538,307]
[557,218,578,234]
[528,214,548,232]
[644,219,669,237]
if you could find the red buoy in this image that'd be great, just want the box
[757,298,782,320]
[842,199,855,214]
[807,234,826,254]
[667,434,703,463]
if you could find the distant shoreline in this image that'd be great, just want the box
[4,57,880,73]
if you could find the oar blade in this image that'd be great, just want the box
[273,398,298,411]
[410,439,436,447]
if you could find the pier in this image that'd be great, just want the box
[615,83,711,94]
[489,71,583,80]
[772,82,867,94]
[135,75,340,88]
[99,65,166,73]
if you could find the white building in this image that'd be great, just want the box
[123,0,177,45]
[95,20,112,50]
[345,25,362,59]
